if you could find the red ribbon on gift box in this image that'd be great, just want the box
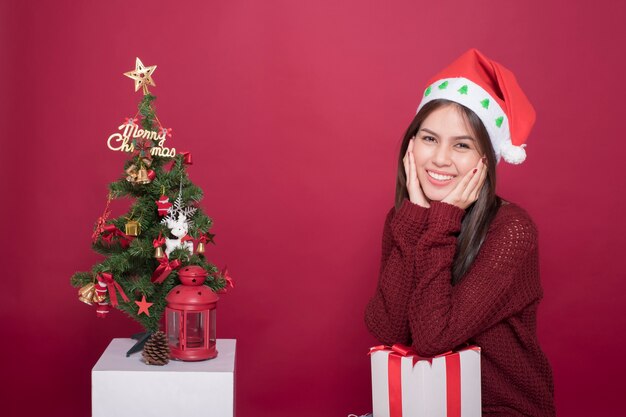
[151,255,182,284]
[446,353,461,417]
[369,344,461,417]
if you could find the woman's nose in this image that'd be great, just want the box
[432,144,452,166]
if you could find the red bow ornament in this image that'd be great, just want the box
[100,224,134,248]
[123,116,138,126]
[151,255,182,284]
[132,137,153,160]
[160,126,172,138]
[96,273,130,308]
[153,233,165,249]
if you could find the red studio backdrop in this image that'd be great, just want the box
[2,1,625,416]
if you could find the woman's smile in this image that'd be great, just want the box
[426,169,456,184]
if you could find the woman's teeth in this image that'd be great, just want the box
[427,171,455,181]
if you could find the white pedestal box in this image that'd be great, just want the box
[92,338,236,417]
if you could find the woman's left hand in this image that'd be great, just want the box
[441,157,487,210]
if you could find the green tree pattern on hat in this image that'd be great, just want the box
[481,99,490,109]
[438,81,449,90]
[424,86,432,97]
[495,116,504,128]
[458,85,468,95]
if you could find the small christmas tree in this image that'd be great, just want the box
[71,58,232,337]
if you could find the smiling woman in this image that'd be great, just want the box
[397,98,498,283]
[365,49,556,417]
[410,103,485,205]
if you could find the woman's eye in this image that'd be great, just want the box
[422,136,435,142]
[455,143,471,149]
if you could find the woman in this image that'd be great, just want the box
[365,49,555,417]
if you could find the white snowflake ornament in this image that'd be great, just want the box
[161,191,196,257]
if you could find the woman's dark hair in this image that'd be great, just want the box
[395,99,502,285]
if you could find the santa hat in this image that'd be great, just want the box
[416,48,535,164]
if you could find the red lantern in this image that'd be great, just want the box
[165,266,218,361]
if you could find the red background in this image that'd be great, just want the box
[2,1,625,416]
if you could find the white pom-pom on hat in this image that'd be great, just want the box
[500,141,527,165]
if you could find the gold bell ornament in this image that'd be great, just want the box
[78,282,106,305]
[136,167,150,184]
[153,232,166,259]
[195,233,213,255]
[196,241,205,254]
[125,164,139,182]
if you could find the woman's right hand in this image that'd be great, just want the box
[403,137,430,208]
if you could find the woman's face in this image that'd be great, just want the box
[412,105,483,202]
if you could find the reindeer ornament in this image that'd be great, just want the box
[161,192,197,257]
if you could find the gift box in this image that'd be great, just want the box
[370,344,481,417]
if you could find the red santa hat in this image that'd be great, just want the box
[416,48,536,164]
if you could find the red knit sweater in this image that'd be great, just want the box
[365,199,555,417]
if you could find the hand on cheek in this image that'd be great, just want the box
[441,157,487,210]
[403,138,430,208]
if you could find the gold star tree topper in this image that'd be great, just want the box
[124,57,157,94]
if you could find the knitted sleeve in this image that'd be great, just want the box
[408,201,541,357]
[365,199,430,345]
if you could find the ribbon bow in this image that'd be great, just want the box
[100,224,134,248]
[151,255,182,284]
[160,127,172,138]
[97,273,129,307]
[368,344,453,363]
[133,137,153,160]
[369,344,416,356]
[124,116,138,126]
[153,233,165,248]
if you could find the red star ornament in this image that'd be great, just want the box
[135,295,153,316]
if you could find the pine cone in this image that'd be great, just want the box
[142,331,170,365]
